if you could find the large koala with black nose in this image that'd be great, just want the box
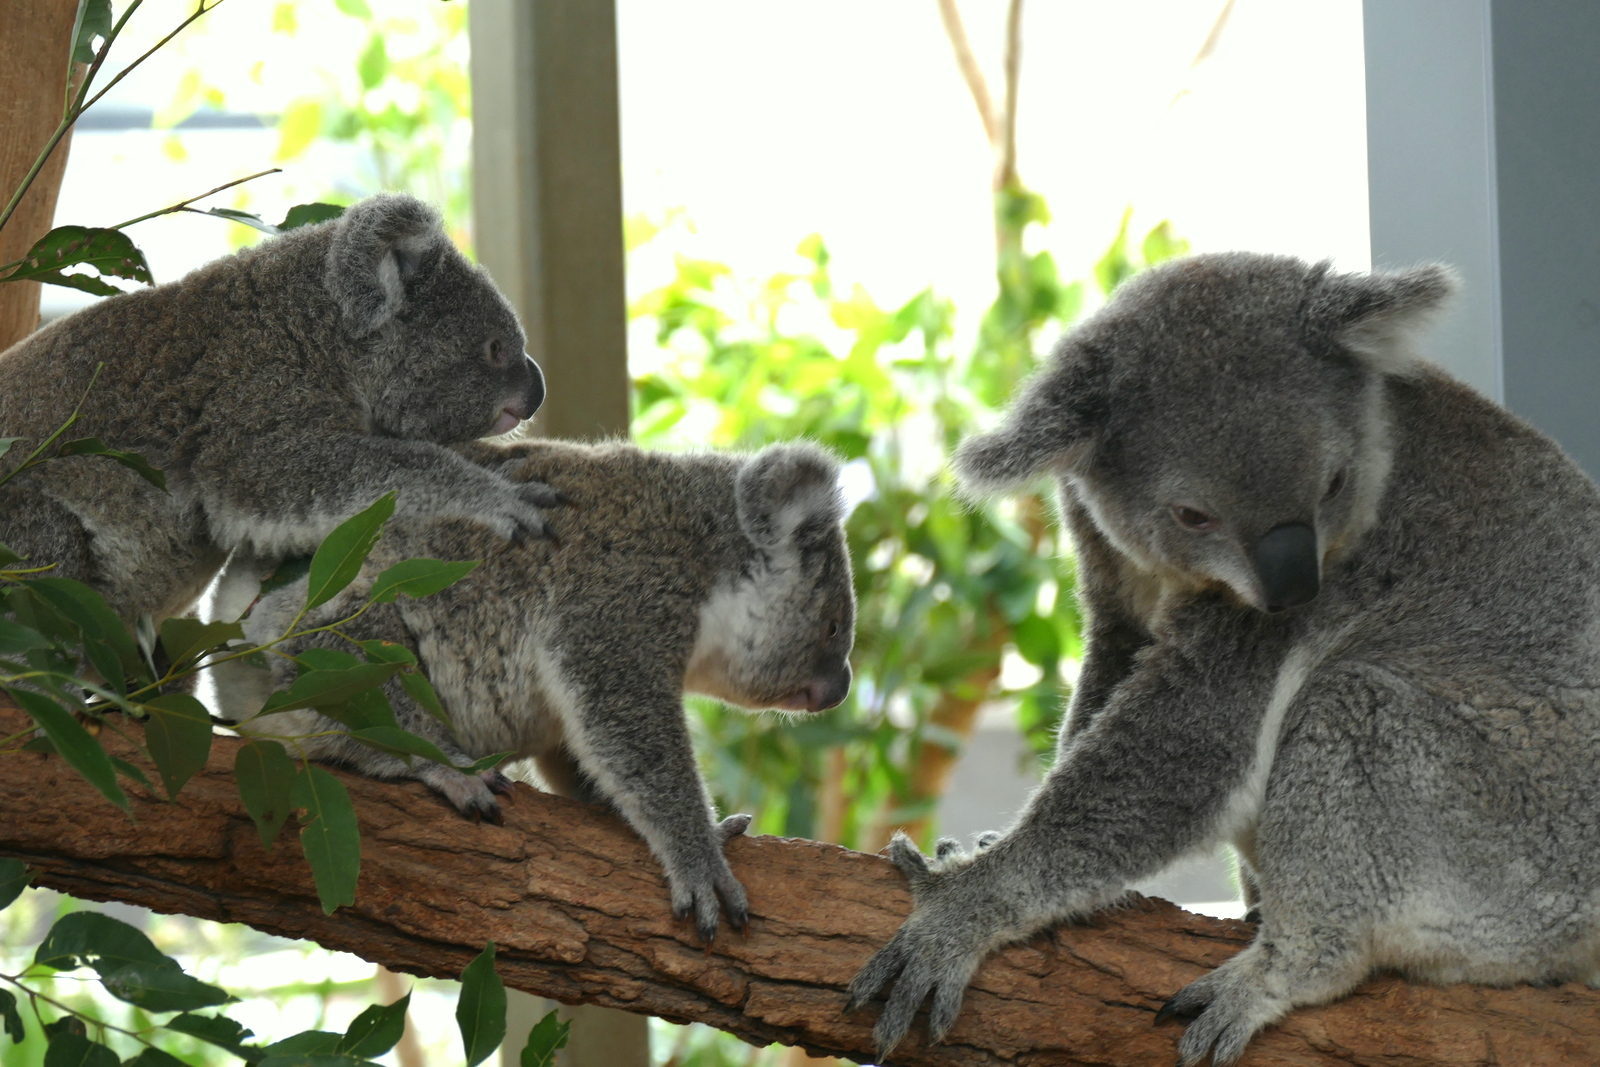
[218,438,856,942]
[848,252,1600,1064]
[0,193,554,623]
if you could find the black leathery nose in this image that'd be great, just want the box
[1251,522,1320,611]
[521,354,546,416]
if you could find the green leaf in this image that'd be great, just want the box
[345,726,455,768]
[198,207,279,235]
[355,640,415,666]
[279,203,344,230]
[159,618,245,670]
[334,0,373,18]
[519,1010,569,1067]
[0,541,22,568]
[367,558,478,604]
[7,688,128,810]
[125,1049,189,1067]
[456,943,505,1067]
[0,437,21,461]
[304,493,394,610]
[111,755,155,791]
[0,618,50,655]
[338,994,408,1058]
[56,437,167,490]
[0,859,32,910]
[399,670,451,727]
[296,648,362,672]
[26,576,143,680]
[142,693,214,799]
[292,764,360,913]
[0,988,23,1043]
[260,1031,341,1057]
[316,687,397,732]
[259,554,313,601]
[1012,613,1060,667]
[164,1013,258,1059]
[235,740,296,851]
[276,99,323,161]
[258,1056,373,1067]
[71,0,113,64]
[460,751,512,776]
[0,226,153,295]
[357,34,388,90]
[35,912,231,1012]
[43,1031,118,1067]
[258,662,404,716]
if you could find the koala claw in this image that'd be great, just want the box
[483,770,517,799]
[516,480,570,509]
[845,833,992,1058]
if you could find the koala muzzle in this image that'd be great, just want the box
[1251,522,1320,612]
[782,667,852,713]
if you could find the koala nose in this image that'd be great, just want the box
[782,667,852,713]
[1251,522,1320,612]
[521,353,546,417]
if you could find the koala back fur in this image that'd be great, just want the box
[0,194,552,622]
[849,252,1600,1066]
[217,437,856,941]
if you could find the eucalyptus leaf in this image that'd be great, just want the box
[345,726,455,768]
[292,764,360,913]
[235,740,296,851]
[35,911,231,1012]
[296,648,361,672]
[0,437,21,461]
[279,203,345,230]
[519,1010,570,1067]
[160,617,245,670]
[0,858,31,911]
[142,692,214,799]
[0,619,50,655]
[398,669,451,727]
[456,942,505,1067]
[71,0,114,63]
[0,987,22,1043]
[111,755,155,791]
[43,1031,118,1067]
[0,541,22,568]
[198,207,278,235]
[258,662,404,716]
[57,437,167,490]
[259,554,313,600]
[367,558,478,604]
[7,688,127,810]
[125,1048,189,1067]
[1,226,153,295]
[338,993,408,1058]
[164,1012,259,1059]
[304,493,395,610]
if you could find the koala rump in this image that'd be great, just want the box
[217,438,856,943]
[853,252,1600,1065]
[0,193,554,625]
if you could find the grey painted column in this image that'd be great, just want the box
[1365,0,1600,477]
[472,3,643,1064]
[471,0,631,441]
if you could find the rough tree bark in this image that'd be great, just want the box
[0,0,79,352]
[1,702,1597,1067]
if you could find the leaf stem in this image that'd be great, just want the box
[112,168,281,231]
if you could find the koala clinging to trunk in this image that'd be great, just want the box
[0,194,555,624]
[215,438,855,942]
[848,252,1600,1064]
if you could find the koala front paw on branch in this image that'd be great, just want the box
[213,439,856,943]
[0,193,557,624]
[848,252,1600,1065]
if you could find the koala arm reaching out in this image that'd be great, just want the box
[847,597,1300,1058]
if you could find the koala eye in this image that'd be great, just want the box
[1171,505,1219,532]
[825,620,839,640]
[485,338,508,368]
[1323,469,1348,503]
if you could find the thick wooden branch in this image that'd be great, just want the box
[2,702,1598,1066]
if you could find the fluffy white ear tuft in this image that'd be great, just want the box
[324,193,447,337]
[735,442,845,550]
[1306,263,1458,374]
[952,337,1108,498]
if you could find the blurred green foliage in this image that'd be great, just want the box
[629,194,1188,851]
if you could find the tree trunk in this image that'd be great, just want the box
[1,701,1597,1066]
[0,0,79,352]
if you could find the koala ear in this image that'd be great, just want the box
[736,442,845,551]
[952,339,1110,497]
[324,194,448,337]
[1305,262,1457,372]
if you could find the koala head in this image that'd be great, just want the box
[955,253,1455,613]
[323,194,545,443]
[686,442,856,712]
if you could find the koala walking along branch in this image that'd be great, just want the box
[3,702,1598,1067]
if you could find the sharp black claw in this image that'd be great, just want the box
[1153,997,1197,1026]
[1242,907,1262,924]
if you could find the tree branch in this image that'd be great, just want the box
[936,0,1000,153]
[1,701,1597,1066]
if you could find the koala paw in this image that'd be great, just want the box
[432,768,511,826]
[1156,949,1287,1067]
[844,833,1001,1058]
[667,820,753,945]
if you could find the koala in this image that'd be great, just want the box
[0,194,556,625]
[847,252,1600,1065]
[214,438,856,942]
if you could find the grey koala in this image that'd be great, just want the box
[847,251,1600,1064]
[214,437,856,941]
[0,193,555,624]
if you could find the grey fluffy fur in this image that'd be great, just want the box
[847,251,1600,1064]
[214,438,856,943]
[0,193,554,623]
